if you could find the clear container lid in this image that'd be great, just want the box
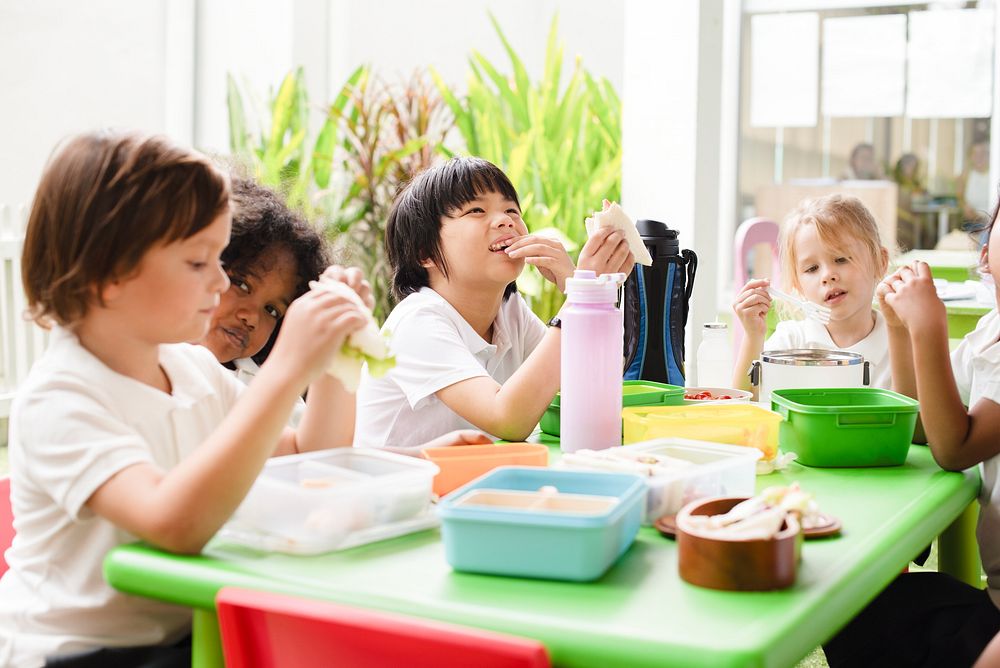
[761,349,864,366]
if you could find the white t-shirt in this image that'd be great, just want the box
[950,309,1000,608]
[0,327,244,667]
[231,357,304,426]
[763,310,891,390]
[354,288,547,449]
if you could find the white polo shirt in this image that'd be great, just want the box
[950,309,1000,608]
[354,287,547,449]
[0,326,244,667]
[763,310,891,389]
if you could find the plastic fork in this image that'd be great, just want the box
[766,286,831,324]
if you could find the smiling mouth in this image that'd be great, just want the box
[489,236,517,252]
[222,327,249,350]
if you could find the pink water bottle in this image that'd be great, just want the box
[560,270,626,453]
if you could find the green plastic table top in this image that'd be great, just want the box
[897,249,979,282]
[105,446,978,668]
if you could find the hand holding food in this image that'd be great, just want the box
[308,279,395,393]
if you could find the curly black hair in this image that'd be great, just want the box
[225,178,332,365]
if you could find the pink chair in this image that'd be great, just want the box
[216,586,551,668]
[0,477,13,576]
[732,217,780,354]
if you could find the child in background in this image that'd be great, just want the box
[824,204,1000,667]
[355,157,634,449]
[0,131,468,667]
[198,177,365,431]
[732,195,891,391]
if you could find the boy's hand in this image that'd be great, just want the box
[421,430,494,449]
[268,287,367,386]
[504,234,576,292]
[733,278,772,338]
[380,430,494,457]
[881,262,946,335]
[319,265,374,311]
[578,228,634,278]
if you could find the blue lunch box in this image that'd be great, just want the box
[437,466,646,581]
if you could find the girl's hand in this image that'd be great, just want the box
[319,265,374,311]
[876,270,905,329]
[579,228,634,277]
[881,262,946,335]
[504,234,576,292]
[267,287,367,386]
[733,278,772,338]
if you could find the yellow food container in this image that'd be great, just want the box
[621,404,782,460]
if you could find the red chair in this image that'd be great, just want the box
[216,587,551,668]
[1,477,13,576]
[732,217,781,354]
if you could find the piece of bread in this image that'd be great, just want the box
[584,202,653,266]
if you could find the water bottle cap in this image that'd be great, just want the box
[564,270,626,303]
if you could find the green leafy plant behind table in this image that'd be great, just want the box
[434,14,623,322]
[226,67,453,322]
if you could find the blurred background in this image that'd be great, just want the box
[1,0,997,369]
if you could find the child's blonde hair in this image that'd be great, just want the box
[778,194,888,295]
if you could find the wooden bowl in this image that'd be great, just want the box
[676,496,801,591]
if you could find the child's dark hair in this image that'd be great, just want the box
[225,178,331,299]
[385,157,520,302]
[23,131,229,327]
[225,178,332,366]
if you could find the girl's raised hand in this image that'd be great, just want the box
[733,278,772,337]
[578,228,634,279]
[875,270,905,329]
[504,234,576,292]
[266,287,367,387]
[319,265,374,311]
[881,261,945,334]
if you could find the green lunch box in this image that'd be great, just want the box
[770,388,919,467]
[539,380,685,437]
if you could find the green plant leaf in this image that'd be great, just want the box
[312,116,337,189]
[226,74,251,156]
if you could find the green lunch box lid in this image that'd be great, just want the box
[770,387,919,414]
[549,380,684,409]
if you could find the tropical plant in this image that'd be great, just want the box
[321,70,454,321]
[433,14,623,321]
[226,66,453,321]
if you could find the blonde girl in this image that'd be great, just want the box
[732,194,891,391]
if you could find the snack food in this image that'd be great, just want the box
[309,279,395,393]
[584,201,653,266]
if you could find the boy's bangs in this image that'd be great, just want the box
[441,163,520,215]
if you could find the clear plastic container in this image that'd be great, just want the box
[621,404,783,460]
[220,449,439,554]
[558,438,761,524]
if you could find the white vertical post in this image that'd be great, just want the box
[164,0,197,146]
[622,0,727,377]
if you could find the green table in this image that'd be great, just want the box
[105,446,979,668]
[944,299,992,340]
[897,249,979,283]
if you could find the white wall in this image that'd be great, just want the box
[194,0,624,153]
[0,0,176,207]
[2,0,623,204]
